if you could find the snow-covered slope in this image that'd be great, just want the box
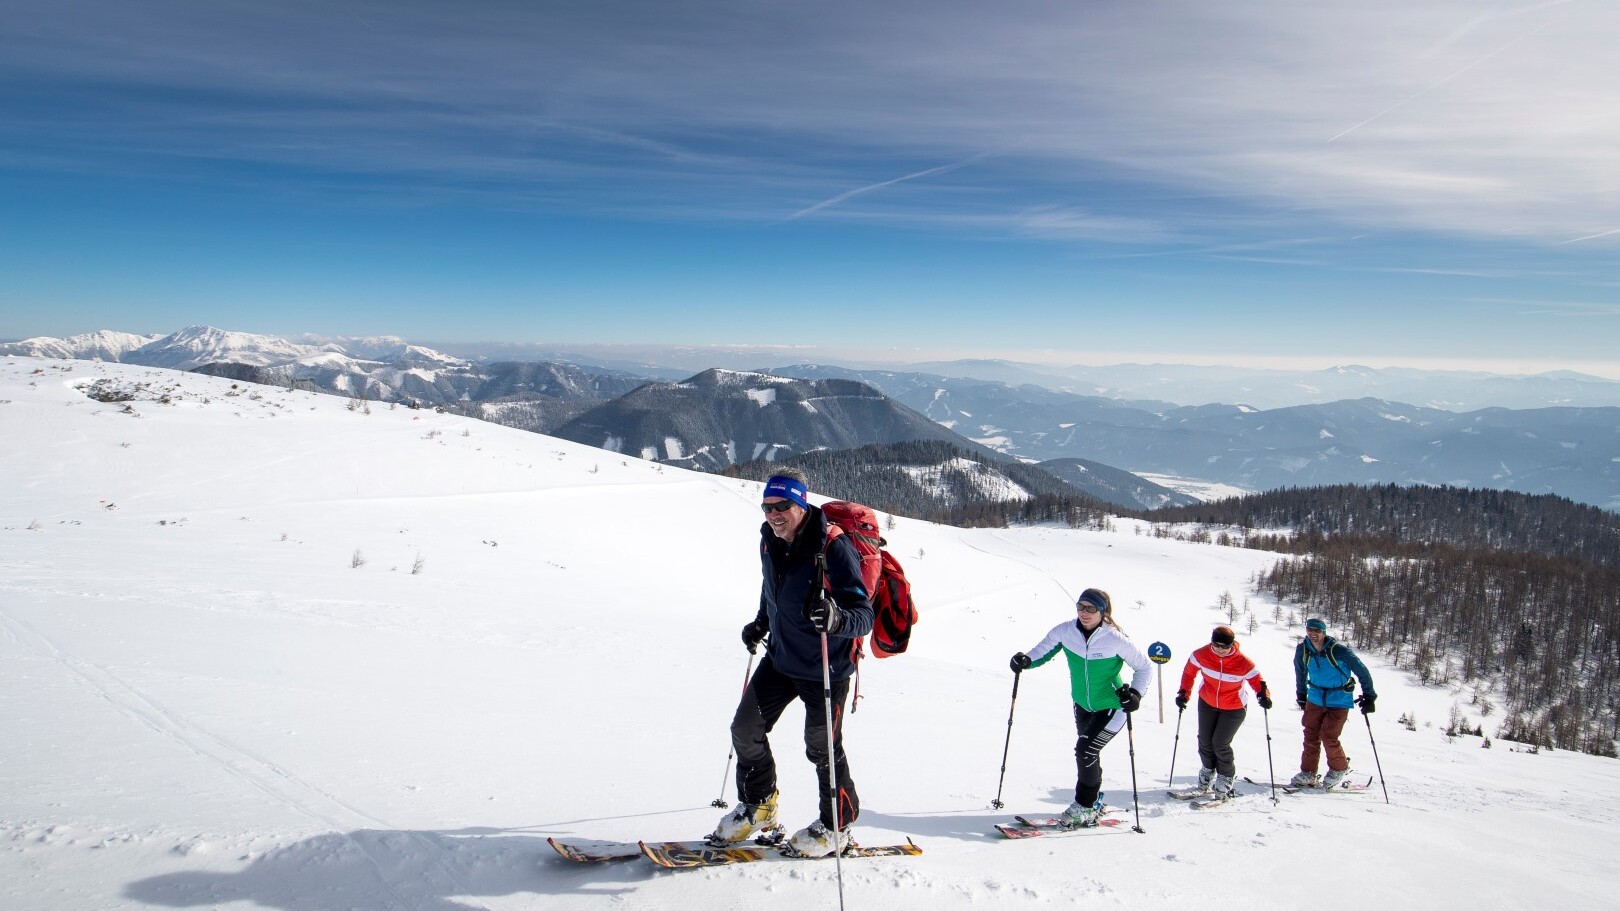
[1,356,1615,911]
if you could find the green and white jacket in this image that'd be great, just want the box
[1025,620,1153,712]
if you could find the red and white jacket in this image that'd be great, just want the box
[1179,642,1268,710]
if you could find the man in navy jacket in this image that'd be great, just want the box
[711,469,874,857]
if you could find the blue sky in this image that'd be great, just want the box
[3,0,1619,377]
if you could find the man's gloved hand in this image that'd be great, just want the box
[741,618,769,653]
[1116,685,1142,713]
[1358,694,1377,715]
[806,597,842,634]
[1296,691,1308,710]
[1174,690,1189,710]
[1009,652,1031,673]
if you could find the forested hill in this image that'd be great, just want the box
[1142,483,1620,566]
[720,440,1112,526]
[1144,483,1620,756]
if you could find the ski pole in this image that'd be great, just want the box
[1362,708,1390,804]
[1262,702,1279,804]
[1124,710,1145,834]
[712,650,758,808]
[1166,702,1185,787]
[820,630,847,910]
[990,669,1022,809]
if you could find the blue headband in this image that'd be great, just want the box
[763,475,810,509]
[1076,588,1111,614]
[1306,618,1327,632]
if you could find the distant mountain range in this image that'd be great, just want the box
[894,359,1620,412]
[768,364,1620,511]
[1,326,648,433]
[6,326,1618,510]
[399,341,1620,411]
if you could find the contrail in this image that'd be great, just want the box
[1558,227,1620,245]
[780,153,993,222]
[1328,2,1573,142]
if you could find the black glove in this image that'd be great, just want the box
[741,618,769,654]
[1174,691,1189,710]
[1296,691,1307,710]
[1358,694,1376,715]
[1116,685,1142,713]
[805,596,842,634]
[1257,691,1274,710]
[1009,652,1031,673]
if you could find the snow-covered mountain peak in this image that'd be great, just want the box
[134,325,323,369]
[0,330,160,360]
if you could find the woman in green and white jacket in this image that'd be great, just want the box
[1010,588,1153,827]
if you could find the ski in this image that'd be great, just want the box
[548,837,649,863]
[995,817,1129,838]
[997,805,1130,838]
[1280,776,1374,795]
[638,839,922,868]
[1245,774,1373,795]
[548,831,786,864]
[1168,788,1210,801]
[1010,804,1124,828]
[1188,793,1237,809]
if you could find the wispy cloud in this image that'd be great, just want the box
[1469,297,1620,317]
[5,1,1620,249]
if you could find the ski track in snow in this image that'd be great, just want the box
[0,604,494,911]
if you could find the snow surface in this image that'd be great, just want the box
[2,356,1617,911]
[1134,473,1253,503]
[902,457,1030,505]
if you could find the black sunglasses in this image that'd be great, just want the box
[761,500,797,513]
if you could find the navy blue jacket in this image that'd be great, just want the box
[755,505,874,681]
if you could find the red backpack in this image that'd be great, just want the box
[820,501,918,659]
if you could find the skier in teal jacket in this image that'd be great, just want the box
[1010,588,1152,827]
[1290,617,1376,789]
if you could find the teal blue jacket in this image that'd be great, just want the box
[1294,635,1375,709]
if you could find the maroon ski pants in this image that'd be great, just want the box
[1300,703,1350,773]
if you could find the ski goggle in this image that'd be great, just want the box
[1076,602,1102,614]
[761,500,797,514]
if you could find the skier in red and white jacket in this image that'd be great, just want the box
[1176,625,1272,799]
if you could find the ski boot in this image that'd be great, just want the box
[709,791,779,845]
[785,819,852,857]
[1060,800,1102,828]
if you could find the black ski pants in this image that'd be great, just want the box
[730,656,859,830]
[1073,704,1121,807]
[1196,700,1248,777]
